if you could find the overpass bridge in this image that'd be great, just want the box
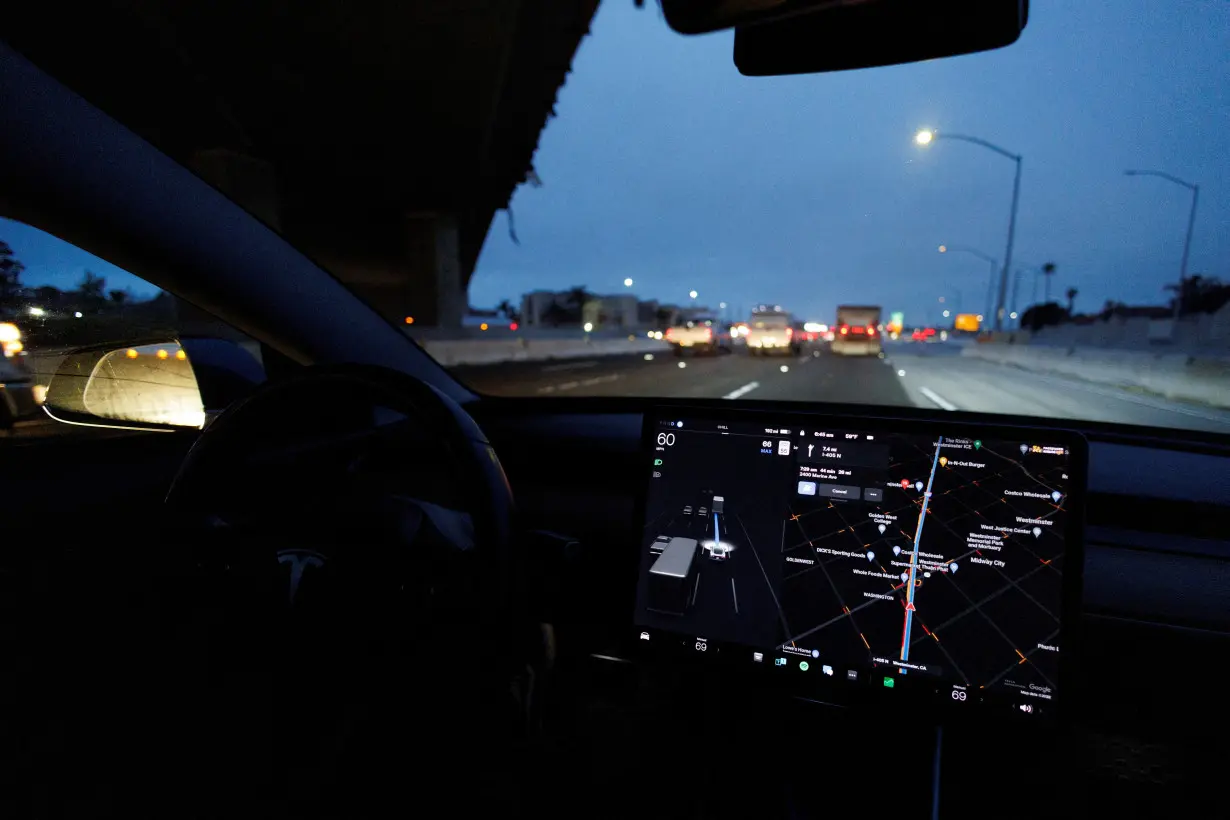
[3,0,600,328]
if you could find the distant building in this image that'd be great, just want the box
[582,293,639,329]
[520,290,566,327]
[521,289,651,329]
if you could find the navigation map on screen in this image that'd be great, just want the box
[635,412,1077,716]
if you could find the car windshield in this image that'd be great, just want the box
[430,2,1230,434]
[6,2,1225,436]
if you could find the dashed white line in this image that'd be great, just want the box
[724,381,760,399]
[537,373,622,394]
[919,386,958,411]
[541,360,598,373]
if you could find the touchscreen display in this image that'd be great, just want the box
[635,411,1080,718]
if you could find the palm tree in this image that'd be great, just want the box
[564,286,591,311]
[1041,262,1057,303]
[1065,287,1078,316]
[78,270,106,304]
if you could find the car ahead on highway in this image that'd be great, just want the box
[831,305,882,356]
[0,321,39,428]
[664,316,730,355]
[745,307,797,356]
[911,327,940,343]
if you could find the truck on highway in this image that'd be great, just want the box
[664,316,730,355]
[745,306,796,356]
[831,305,882,356]
[646,536,699,614]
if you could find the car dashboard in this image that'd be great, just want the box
[471,398,1229,817]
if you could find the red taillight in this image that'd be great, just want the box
[702,327,713,340]
[665,328,674,340]
[866,326,876,336]
[509,322,518,331]
[785,327,794,338]
[839,326,849,335]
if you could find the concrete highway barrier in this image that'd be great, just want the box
[962,343,1230,409]
[420,335,672,367]
[23,335,670,390]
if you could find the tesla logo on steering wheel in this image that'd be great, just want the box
[277,550,325,604]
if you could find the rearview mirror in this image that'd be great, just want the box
[733,0,1029,76]
[43,340,207,430]
[660,0,849,36]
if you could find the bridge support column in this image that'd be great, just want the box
[402,212,465,330]
[301,212,466,332]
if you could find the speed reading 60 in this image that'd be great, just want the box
[657,433,676,446]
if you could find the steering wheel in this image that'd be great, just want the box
[160,364,531,814]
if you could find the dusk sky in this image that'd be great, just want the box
[2,1,1227,327]
[1,216,155,298]
[471,0,1230,325]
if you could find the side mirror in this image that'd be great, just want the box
[42,337,265,431]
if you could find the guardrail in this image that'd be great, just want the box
[962,343,1230,409]
[422,335,671,367]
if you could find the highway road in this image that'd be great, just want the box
[453,342,1230,434]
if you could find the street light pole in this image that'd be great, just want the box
[1001,156,1023,330]
[938,244,997,326]
[917,131,1022,332]
[1010,269,1022,327]
[1125,170,1200,322]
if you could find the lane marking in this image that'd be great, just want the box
[541,360,598,373]
[919,386,958,411]
[724,381,760,400]
[537,373,621,394]
[731,578,739,615]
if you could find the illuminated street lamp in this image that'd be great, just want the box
[917,129,1022,331]
[624,278,634,287]
[689,290,698,299]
